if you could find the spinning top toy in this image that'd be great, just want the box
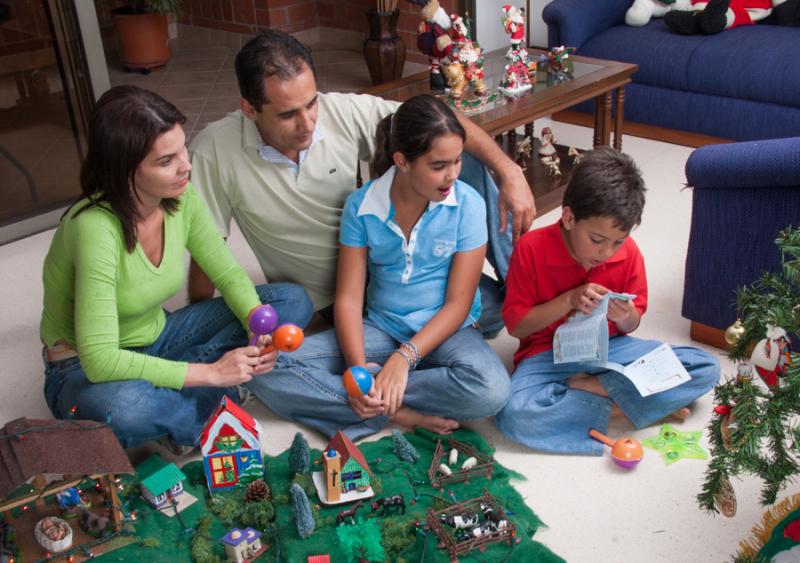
[589,429,644,469]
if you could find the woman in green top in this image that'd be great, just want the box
[41,86,312,449]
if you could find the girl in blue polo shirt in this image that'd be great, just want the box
[256,94,510,439]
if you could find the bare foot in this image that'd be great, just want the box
[568,373,608,397]
[668,407,691,421]
[392,407,460,434]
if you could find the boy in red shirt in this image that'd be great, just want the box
[496,148,719,455]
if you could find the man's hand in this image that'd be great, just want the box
[497,164,536,242]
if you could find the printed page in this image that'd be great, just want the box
[553,292,636,365]
[621,343,691,397]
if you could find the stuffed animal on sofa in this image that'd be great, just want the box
[625,0,693,26]
[664,0,800,34]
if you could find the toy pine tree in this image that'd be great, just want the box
[336,516,386,563]
[392,429,420,463]
[289,432,310,475]
[290,483,315,538]
[698,226,800,514]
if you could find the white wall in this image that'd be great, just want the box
[475,0,553,52]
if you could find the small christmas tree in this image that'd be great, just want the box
[288,432,310,475]
[392,429,420,463]
[698,226,800,514]
[290,483,315,539]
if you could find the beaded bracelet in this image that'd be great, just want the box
[399,341,421,368]
[396,348,416,368]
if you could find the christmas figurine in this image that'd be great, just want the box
[538,127,557,159]
[410,0,454,90]
[457,42,487,96]
[749,325,792,387]
[501,4,526,58]
[499,50,533,96]
[449,13,469,49]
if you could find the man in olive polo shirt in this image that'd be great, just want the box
[188,29,535,330]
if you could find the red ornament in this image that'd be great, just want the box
[714,405,732,416]
[784,518,800,541]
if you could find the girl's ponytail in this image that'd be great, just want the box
[373,113,395,177]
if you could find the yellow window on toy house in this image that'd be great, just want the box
[211,455,237,485]
[218,435,239,448]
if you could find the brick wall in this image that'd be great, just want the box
[94,0,461,64]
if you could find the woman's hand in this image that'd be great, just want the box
[374,353,410,417]
[348,387,385,419]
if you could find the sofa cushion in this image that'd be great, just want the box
[579,21,800,109]
[687,26,800,109]
[579,20,704,91]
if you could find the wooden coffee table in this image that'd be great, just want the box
[365,48,638,214]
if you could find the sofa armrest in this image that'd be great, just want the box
[686,137,800,191]
[543,0,630,50]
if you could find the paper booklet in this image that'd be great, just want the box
[552,292,690,397]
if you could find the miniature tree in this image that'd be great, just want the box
[697,226,800,513]
[239,499,276,532]
[290,483,315,539]
[336,516,386,563]
[289,432,310,474]
[392,429,420,463]
[191,515,223,563]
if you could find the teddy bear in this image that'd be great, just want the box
[664,0,800,34]
[625,0,694,26]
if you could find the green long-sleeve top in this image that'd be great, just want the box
[40,184,261,389]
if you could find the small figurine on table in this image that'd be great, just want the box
[449,13,470,49]
[501,4,526,59]
[538,127,557,160]
[543,155,562,177]
[411,0,454,91]
[568,146,582,165]
[499,49,533,96]
[516,136,533,171]
[458,42,487,96]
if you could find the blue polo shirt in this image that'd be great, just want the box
[340,166,487,342]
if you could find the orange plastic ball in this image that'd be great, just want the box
[271,323,305,352]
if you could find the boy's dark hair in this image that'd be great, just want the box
[75,85,185,252]
[561,147,646,231]
[373,94,466,177]
[236,29,315,111]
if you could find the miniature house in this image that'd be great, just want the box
[201,396,264,492]
[221,527,266,563]
[325,431,373,494]
[139,458,186,509]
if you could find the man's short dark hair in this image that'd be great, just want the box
[235,29,315,111]
[561,147,646,232]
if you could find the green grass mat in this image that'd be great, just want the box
[95,428,563,563]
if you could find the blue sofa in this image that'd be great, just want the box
[682,136,800,337]
[543,0,800,141]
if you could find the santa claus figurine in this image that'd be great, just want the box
[410,0,454,90]
[749,325,792,387]
[501,4,526,58]
[665,0,775,34]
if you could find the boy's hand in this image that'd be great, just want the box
[568,283,609,315]
[607,296,636,324]
[348,387,385,419]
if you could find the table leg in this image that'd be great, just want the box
[593,94,603,147]
[602,91,612,146]
[524,122,533,138]
[614,87,626,151]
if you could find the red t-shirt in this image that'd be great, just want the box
[503,221,648,368]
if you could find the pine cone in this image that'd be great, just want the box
[245,479,270,503]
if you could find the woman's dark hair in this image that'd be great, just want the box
[75,85,186,252]
[373,94,466,177]
[236,29,315,111]
[562,147,646,232]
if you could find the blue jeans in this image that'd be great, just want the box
[460,153,513,336]
[43,283,313,448]
[495,336,720,455]
[247,320,511,441]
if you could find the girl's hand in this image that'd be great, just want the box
[607,297,635,324]
[348,386,385,419]
[255,335,278,374]
[374,353,410,416]
[568,283,608,315]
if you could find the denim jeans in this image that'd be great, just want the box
[495,336,720,455]
[43,283,313,448]
[247,320,511,441]
[459,153,513,336]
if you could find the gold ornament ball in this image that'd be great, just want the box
[724,320,745,346]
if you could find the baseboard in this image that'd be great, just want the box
[689,321,730,351]
[552,110,731,149]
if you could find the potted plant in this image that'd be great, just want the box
[112,0,181,73]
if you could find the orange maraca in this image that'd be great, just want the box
[589,429,644,469]
[260,323,304,355]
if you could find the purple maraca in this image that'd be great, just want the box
[248,304,278,346]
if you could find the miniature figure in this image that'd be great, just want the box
[336,499,364,526]
[457,42,487,96]
[540,45,575,74]
[201,396,264,492]
[370,494,406,516]
[749,325,792,387]
[410,0,454,90]
[35,517,72,553]
[449,13,469,49]
[568,146,582,165]
[516,136,533,171]
[538,127,557,159]
[498,54,533,96]
[501,4,526,58]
